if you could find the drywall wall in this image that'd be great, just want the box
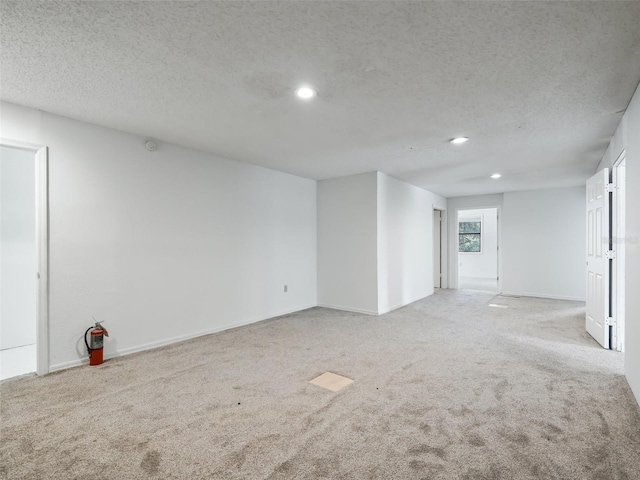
[317,173,378,314]
[458,208,498,280]
[446,194,504,289]
[318,172,445,315]
[377,172,445,314]
[502,186,586,301]
[0,101,317,371]
[0,146,37,350]
[597,82,640,405]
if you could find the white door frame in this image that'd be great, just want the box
[433,208,444,288]
[433,204,448,289]
[454,206,502,292]
[612,151,626,352]
[1,138,49,375]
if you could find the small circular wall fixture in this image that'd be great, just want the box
[450,137,469,144]
[145,140,158,151]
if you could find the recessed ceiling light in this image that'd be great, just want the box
[295,86,316,99]
[450,137,469,144]
[491,173,502,179]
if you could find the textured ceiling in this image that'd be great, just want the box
[2,1,640,197]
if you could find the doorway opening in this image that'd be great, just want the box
[433,209,443,289]
[0,141,48,380]
[457,208,499,293]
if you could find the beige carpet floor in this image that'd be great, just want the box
[1,290,639,479]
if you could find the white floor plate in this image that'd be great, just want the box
[309,372,354,392]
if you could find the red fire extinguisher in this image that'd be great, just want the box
[84,320,109,366]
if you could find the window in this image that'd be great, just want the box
[459,219,481,253]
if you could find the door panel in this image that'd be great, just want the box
[585,168,610,348]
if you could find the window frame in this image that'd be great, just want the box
[458,214,483,255]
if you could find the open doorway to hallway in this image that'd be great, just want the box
[0,141,48,380]
[433,209,443,288]
[457,208,499,293]
[0,145,37,380]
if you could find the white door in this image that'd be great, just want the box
[586,168,610,348]
[433,210,441,288]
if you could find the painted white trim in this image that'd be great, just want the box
[377,292,434,315]
[0,139,49,376]
[35,147,49,375]
[433,204,448,289]
[319,292,436,316]
[317,303,378,315]
[49,304,316,372]
[433,209,442,288]
[378,306,401,315]
[501,291,585,302]
[0,138,44,152]
[459,276,497,281]
[612,150,626,352]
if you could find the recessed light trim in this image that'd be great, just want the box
[450,137,469,144]
[295,86,317,99]
[491,173,502,179]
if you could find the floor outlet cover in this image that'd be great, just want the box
[309,372,354,392]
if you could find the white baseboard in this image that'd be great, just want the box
[501,291,585,302]
[318,291,436,316]
[459,276,497,281]
[49,303,317,373]
[316,303,378,315]
[378,291,434,315]
[378,304,403,315]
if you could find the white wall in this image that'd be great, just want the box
[597,82,640,405]
[458,208,498,280]
[0,146,36,350]
[0,101,318,371]
[377,172,445,313]
[317,172,445,315]
[446,194,504,290]
[502,186,586,301]
[317,172,378,314]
